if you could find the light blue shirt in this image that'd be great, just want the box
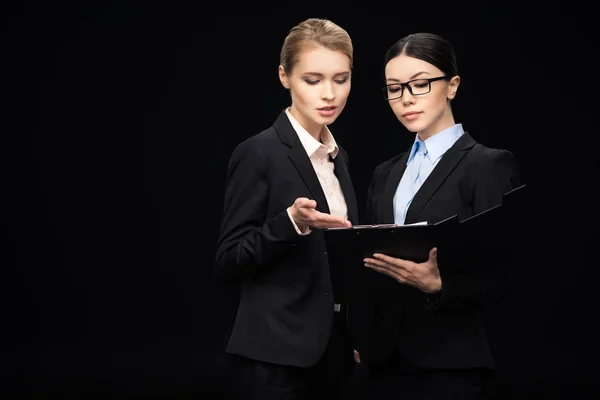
[393,124,464,225]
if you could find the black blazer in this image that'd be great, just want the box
[349,132,521,370]
[214,110,359,367]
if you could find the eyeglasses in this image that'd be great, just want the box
[382,76,450,100]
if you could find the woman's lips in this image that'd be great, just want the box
[403,111,421,121]
[318,106,337,116]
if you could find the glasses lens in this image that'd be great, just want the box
[409,79,430,95]
[385,84,403,100]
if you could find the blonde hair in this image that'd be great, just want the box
[280,18,353,75]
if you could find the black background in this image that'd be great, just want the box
[3,1,598,398]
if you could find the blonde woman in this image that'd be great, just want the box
[215,18,358,399]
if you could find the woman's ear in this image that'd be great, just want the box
[447,75,460,100]
[279,65,290,89]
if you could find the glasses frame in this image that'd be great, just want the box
[382,76,450,100]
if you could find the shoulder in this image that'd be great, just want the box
[226,125,282,176]
[230,125,280,158]
[464,140,521,187]
[468,142,518,168]
[456,132,517,167]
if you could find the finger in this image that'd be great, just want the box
[371,253,411,270]
[366,262,407,283]
[373,253,404,263]
[365,262,387,274]
[364,258,391,269]
[295,197,317,210]
[429,247,438,261]
[365,260,393,275]
[304,199,318,210]
[353,350,361,364]
[312,213,351,228]
[366,258,412,280]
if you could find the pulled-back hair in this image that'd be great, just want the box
[280,18,353,74]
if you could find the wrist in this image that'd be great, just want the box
[424,277,442,294]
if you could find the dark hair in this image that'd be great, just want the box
[383,33,458,77]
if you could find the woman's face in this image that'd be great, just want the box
[279,43,351,138]
[384,54,459,140]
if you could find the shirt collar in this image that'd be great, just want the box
[407,123,464,164]
[285,107,339,159]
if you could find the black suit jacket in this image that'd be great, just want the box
[349,132,521,370]
[214,110,359,367]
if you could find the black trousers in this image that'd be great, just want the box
[226,309,355,400]
[363,349,494,400]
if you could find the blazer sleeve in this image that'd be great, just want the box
[214,140,300,283]
[429,148,523,311]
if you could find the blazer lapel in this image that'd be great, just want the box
[332,153,358,224]
[288,144,330,214]
[404,133,476,224]
[274,110,330,214]
[382,152,410,223]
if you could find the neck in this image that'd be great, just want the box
[289,107,323,141]
[306,125,323,142]
[418,110,455,141]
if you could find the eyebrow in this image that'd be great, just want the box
[386,71,431,83]
[302,71,350,78]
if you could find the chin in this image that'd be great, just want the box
[319,115,339,124]
[401,119,426,133]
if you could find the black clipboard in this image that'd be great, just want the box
[324,184,527,304]
[324,214,458,304]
